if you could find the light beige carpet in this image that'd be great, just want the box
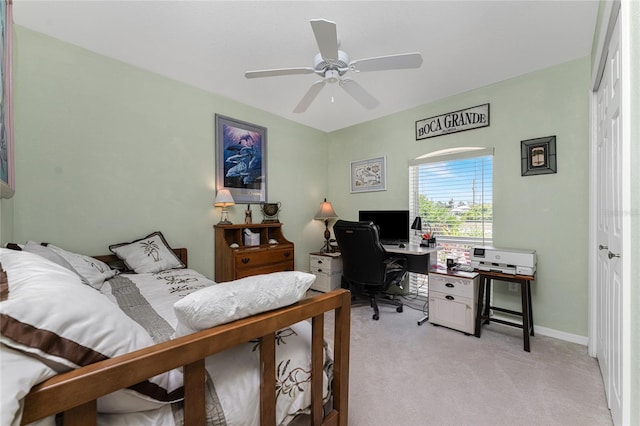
[323,302,612,426]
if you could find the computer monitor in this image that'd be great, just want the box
[358,210,410,245]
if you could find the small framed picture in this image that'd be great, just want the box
[521,136,557,176]
[350,156,387,193]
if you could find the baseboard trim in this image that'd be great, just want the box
[534,325,589,346]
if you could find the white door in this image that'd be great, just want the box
[594,13,626,426]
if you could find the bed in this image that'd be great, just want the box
[0,233,350,426]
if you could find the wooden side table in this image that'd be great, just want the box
[474,270,535,352]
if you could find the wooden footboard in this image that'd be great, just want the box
[20,289,351,426]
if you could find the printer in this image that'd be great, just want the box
[470,246,537,275]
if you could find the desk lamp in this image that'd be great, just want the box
[314,198,338,253]
[411,216,422,244]
[214,189,235,224]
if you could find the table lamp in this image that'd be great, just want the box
[314,198,338,253]
[214,189,235,224]
[411,216,422,244]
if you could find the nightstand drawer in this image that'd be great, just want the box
[309,253,342,274]
[311,271,341,292]
[430,273,476,298]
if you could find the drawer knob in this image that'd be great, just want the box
[318,260,324,264]
[446,295,455,301]
[241,258,250,264]
[445,283,454,288]
[317,268,323,273]
[284,252,291,258]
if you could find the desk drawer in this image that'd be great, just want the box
[429,292,476,334]
[429,274,476,298]
[235,261,294,279]
[235,247,293,269]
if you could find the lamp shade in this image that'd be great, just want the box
[214,189,235,207]
[411,216,423,230]
[314,198,337,220]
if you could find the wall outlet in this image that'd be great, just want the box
[508,282,518,292]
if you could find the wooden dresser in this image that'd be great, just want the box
[214,223,294,282]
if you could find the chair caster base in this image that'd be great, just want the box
[396,306,403,313]
[372,314,380,320]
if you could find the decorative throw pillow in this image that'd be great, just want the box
[0,249,183,413]
[173,271,315,337]
[109,231,185,274]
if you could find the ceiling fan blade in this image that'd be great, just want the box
[340,78,379,109]
[245,67,316,79]
[310,19,339,61]
[293,80,326,113]
[350,52,423,72]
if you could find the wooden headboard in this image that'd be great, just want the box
[92,247,188,268]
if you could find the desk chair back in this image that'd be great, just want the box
[333,220,388,286]
[334,220,407,320]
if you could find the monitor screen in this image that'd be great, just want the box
[358,210,410,244]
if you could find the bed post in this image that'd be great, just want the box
[260,331,277,426]
[333,291,351,425]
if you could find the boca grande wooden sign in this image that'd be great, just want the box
[416,103,490,140]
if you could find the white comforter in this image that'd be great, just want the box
[99,269,332,426]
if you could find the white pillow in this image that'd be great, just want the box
[173,271,315,337]
[41,242,117,289]
[23,241,90,285]
[0,249,183,413]
[109,232,185,274]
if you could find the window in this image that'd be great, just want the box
[406,148,493,301]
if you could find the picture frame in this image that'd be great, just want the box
[0,0,14,199]
[215,114,267,203]
[350,156,387,193]
[521,136,557,176]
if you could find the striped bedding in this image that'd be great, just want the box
[99,269,333,426]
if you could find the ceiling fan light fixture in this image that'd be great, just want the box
[325,69,340,83]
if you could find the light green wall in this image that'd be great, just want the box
[0,197,13,244]
[10,27,329,278]
[327,58,591,337]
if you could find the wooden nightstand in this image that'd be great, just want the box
[309,252,342,292]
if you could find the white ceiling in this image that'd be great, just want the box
[13,1,599,132]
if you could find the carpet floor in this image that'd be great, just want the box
[323,300,613,426]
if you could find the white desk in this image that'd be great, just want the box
[383,244,437,274]
[383,244,437,256]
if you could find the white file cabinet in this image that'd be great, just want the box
[429,269,479,335]
[309,252,342,292]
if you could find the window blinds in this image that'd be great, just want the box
[405,148,493,303]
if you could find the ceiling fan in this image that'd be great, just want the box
[244,19,423,113]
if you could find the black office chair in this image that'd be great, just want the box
[333,220,408,320]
